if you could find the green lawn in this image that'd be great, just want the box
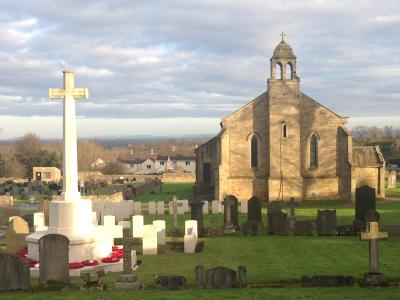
[134,183,193,203]
[2,198,400,299]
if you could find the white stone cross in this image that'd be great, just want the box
[49,70,88,202]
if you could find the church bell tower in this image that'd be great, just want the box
[267,33,303,201]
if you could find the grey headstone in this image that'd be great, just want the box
[190,200,205,236]
[0,253,30,291]
[386,225,400,237]
[237,266,246,288]
[39,234,69,284]
[244,196,263,236]
[223,195,239,230]
[294,221,313,236]
[195,265,205,288]
[316,210,336,236]
[267,201,282,214]
[205,266,237,289]
[267,211,288,235]
[355,185,376,231]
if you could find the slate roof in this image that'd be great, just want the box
[352,146,385,167]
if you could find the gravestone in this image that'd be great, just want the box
[132,215,144,238]
[316,210,336,236]
[114,228,140,289]
[211,200,219,214]
[148,201,156,215]
[142,225,157,255]
[360,222,388,286]
[267,211,288,235]
[42,199,49,226]
[386,225,400,237]
[237,266,247,288]
[6,217,29,254]
[205,266,237,289]
[39,234,69,284]
[294,221,313,236]
[240,201,248,214]
[387,171,397,188]
[0,253,30,291]
[156,201,164,215]
[133,202,141,215]
[195,265,205,288]
[223,195,239,234]
[153,220,166,245]
[190,200,205,236]
[354,185,376,232]
[81,269,105,291]
[202,201,209,214]
[155,275,186,290]
[243,196,262,236]
[365,209,380,225]
[267,201,282,214]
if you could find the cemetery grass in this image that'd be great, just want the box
[134,183,193,203]
[3,200,400,299]
[386,180,400,197]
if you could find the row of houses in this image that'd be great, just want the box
[119,154,196,175]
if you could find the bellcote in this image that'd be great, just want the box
[269,33,299,81]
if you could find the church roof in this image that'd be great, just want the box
[353,146,385,167]
[272,40,296,59]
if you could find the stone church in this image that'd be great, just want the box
[194,36,385,202]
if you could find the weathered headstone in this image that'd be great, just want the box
[153,220,166,245]
[365,209,380,225]
[316,210,336,236]
[205,266,237,289]
[211,200,219,214]
[114,228,140,289]
[156,201,164,215]
[0,253,30,291]
[237,266,246,288]
[360,222,388,286]
[387,171,397,188]
[267,201,282,214]
[133,202,141,215]
[184,220,198,253]
[155,275,186,290]
[202,201,209,214]
[267,211,288,235]
[148,201,156,215]
[354,185,376,232]
[6,217,29,254]
[81,269,105,291]
[195,265,205,288]
[39,234,69,284]
[243,196,262,236]
[190,200,204,235]
[294,221,313,236]
[386,224,400,237]
[223,195,239,234]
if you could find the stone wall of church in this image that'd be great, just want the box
[303,177,339,199]
[218,92,268,201]
[299,94,345,179]
[353,166,385,199]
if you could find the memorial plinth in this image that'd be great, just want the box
[26,70,113,262]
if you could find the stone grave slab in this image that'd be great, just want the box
[205,266,237,288]
[0,253,30,291]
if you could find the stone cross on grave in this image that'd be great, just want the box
[172,195,183,228]
[49,70,88,202]
[114,228,136,274]
[361,222,387,275]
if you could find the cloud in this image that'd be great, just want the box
[0,0,398,138]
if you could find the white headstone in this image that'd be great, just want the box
[240,201,248,214]
[131,250,137,267]
[181,199,189,213]
[177,200,185,215]
[132,215,144,238]
[153,220,166,245]
[202,201,209,214]
[148,201,156,215]
[184,227,197,253]
[133,202,141,215]
[33,212,47,232]
[219,204,224,214]
[103,215,115,227]
[142,224,158,255]
[168,202,173,215]
[156,202,165,215]
[185,220,198,238]
[211,200,219,214]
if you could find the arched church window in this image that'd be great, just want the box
[251,135,258,168]
[276,63,283,80]
[282,123,288,138]
[310,133,318,168]
[286,63,292,80]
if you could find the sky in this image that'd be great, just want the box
[0,0,399,139]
